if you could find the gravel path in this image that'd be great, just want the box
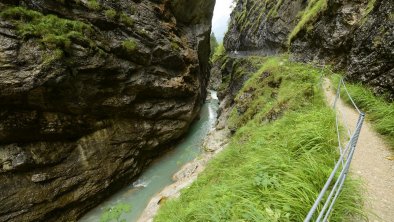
[323,78,394,222]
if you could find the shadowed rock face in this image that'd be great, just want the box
[0,0,215,221]
[224,0,393,100]
[224,0,304,53]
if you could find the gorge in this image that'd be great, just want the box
[0,0,393,221]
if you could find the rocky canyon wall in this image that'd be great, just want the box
[224,0,393,100]
[0,0,215,221]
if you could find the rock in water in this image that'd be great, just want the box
[224,0,393,100]
[0,0,215,221]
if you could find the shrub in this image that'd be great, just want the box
[120,13,133,26]
[87,0,101,11]
[105,9,117,19]
[122,39,138,53]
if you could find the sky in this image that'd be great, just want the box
[212,0,233,42]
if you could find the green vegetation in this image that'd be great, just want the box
[105,9,117,19]
[100,203,132,222]
[122,39,138,53]
[227,57,320,130]
[42,48,64,65]
[211,44,225,63]
[288,0,328,44]
[87,0,101,11]
[154,57,364,221]
[359,0,378,24]
[170,41,181,51]
[210,33,219,57]
[390,13,394,21]
[365,0,377,16]
[120,12,133,26]
[267,0,283,18]
[332,75,394,149]
[0,6,93,50]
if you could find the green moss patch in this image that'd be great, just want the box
[105,9,117,19]
[288,0,328,44]
[120,12,134,26]
[87,0,101,11]
[122,39,138,53]
[0,6,93,50]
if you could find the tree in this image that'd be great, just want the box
[210,32,219,57]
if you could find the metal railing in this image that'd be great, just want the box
[304,74,365,221]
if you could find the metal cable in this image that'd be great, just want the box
[341,79,362,114]
[305,67,365,222]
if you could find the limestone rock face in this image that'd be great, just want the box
[224,0,393,99]
[224,0,304,53]
[291,0,393,99]
[0,0,214,221]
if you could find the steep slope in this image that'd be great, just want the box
[224,0,305,53]
[224,0,393,100]
[154,56,364,222]
[0,0,214,221]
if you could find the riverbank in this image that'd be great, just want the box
[79,92,219,222]
[138,93,233,221]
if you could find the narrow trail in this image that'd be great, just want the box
[323,78,394,222]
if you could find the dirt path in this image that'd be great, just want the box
[323,78,394,222]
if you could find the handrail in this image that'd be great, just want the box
[304,67,365,221]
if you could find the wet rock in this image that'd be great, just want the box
[0,0,215,221]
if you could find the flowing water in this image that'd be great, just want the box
[79,90,219,222]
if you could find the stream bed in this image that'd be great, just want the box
[79,91,219,222]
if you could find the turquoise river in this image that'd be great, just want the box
[79,90,219,222]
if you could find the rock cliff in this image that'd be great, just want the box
[224,0,393,100]
[0,0,214,221]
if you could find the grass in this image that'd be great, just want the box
[154,57,364,222]
[227,57,320,130]
[87,0,101,11]
[105,9,117,19]
[211,44,225,63]
[122,39,138,53]
[267,0,283,18]
[0,6,93,50]
[365,0,377,16]
[119,12,134,26]
[288,0,328,44]
[332,75,394,149]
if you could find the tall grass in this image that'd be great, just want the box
[154,57,364,222]
[0,6,93,49]
[288,0,328,44]
[332,75,394,149]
